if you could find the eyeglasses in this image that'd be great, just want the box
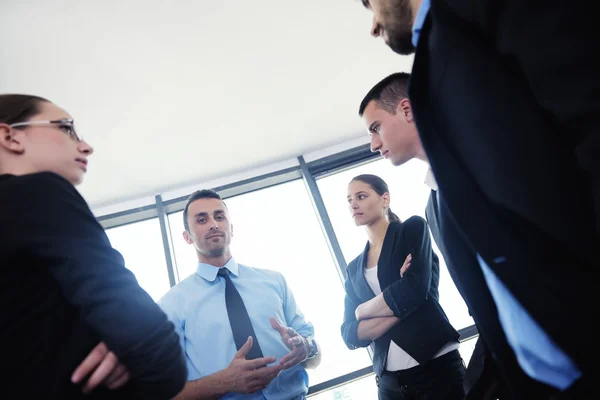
[9,118,83,142]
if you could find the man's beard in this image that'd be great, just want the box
[382,0,416,55]
[386,29,415,55]
[207,247,226,258]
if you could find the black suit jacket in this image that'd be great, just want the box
[426,189,549,399]
[340,217,459,377]
[0,173,187,399]
[410,0,599,384]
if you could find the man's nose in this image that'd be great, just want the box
[371,17,381,37]
[370,135,382,152]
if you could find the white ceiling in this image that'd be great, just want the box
[0,0,413,208]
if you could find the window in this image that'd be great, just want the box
[317,158,474,331]
[458,335,478,365]
[310,375,378,399]
[167,180,372,385]
[105,218,172,302]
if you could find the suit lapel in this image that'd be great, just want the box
[411,13,449,105]
[376,223,397,288]
[352,242,376,300]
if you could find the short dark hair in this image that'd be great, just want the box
[183,189,224,232]
[0,94,50,125]
[350,174,401,223]
[358,72,411,117]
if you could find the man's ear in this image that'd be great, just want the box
[0,124,25,154]
[397,98,414,123]
[183,230,194,245]
[230,224,234,238]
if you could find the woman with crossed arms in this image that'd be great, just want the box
[341,174,465,400]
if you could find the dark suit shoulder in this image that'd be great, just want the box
[0,172,97,240]
[401,215,428,232]
[0,172,85,204]
[2,171,72,186]
[385,220,405,234]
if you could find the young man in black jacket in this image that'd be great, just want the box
[357,72,546,399]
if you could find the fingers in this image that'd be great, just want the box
[287,335,303,347]
[286,327,298,337]
[246,355,277,369]
[246,363,282,392]
[401,254,412,277]
[243,359,284,393]
[71,342,108,384]
[271,317,297,337]
[253,363,283,377]
[400,264,410,277]
[104,363,131,390]
[234,336,253,359]
[107,370,131,390]
[72,343,131,393]
[269,317,284,333]
[278,348,298,366]
[279,347,305,369]
[83,351,118,393]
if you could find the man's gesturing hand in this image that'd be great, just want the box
[223,336,282,394]
[270,317,310,369]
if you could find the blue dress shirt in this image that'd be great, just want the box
[411,0,430,48]
[413,2,581,389]
[159,258,314,400]
[477,256,581,390]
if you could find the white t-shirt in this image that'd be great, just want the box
[363,265,459,371]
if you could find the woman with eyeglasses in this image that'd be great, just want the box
[341,174,465,400]
[0,94,186,399]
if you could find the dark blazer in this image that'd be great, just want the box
[409,0,599,390]
[0,172,187,399]
[426,189,547,399]
[340,217,459,377]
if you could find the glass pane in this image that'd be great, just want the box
[309,374,378,400]
[167,180,372,386]
[459,335,479,365]
[105,218,171,302]
[317,159,474,330]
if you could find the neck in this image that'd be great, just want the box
[197,250,232,268]
[414,144,429,164]
[0,162,40,178]
[365,217,390,249]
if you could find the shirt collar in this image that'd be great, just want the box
[424,167,438,191]
[196,257,239,282]
[412,0,431,48]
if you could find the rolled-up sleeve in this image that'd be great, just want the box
[382,216,433,321]
[341,278,371,349]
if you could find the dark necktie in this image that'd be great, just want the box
[218,267,264,360]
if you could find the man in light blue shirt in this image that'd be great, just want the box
[159,189,321,400]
